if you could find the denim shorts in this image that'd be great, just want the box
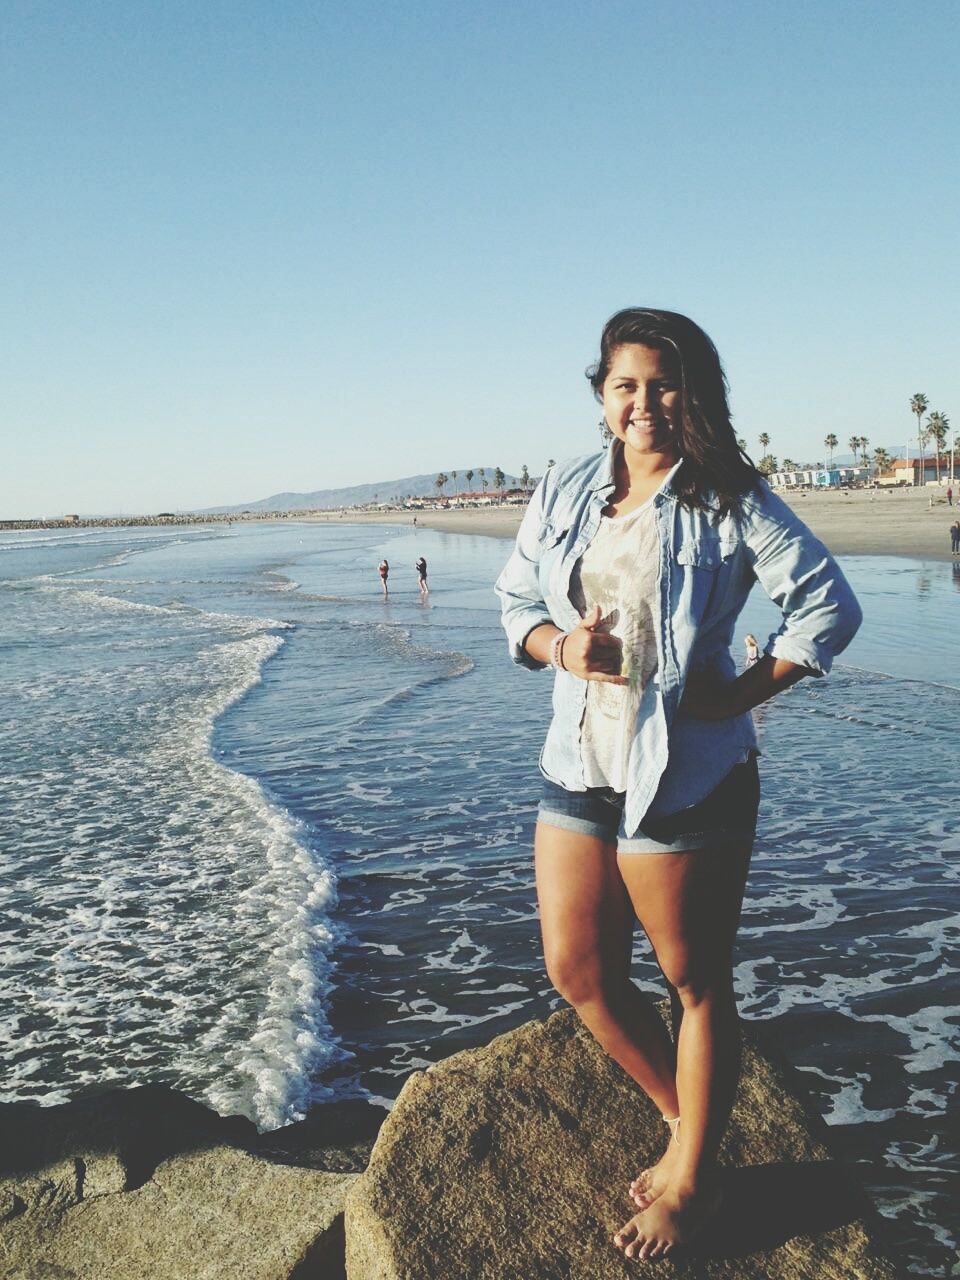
[538,754,760,854]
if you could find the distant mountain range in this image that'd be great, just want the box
[198,469,527,514]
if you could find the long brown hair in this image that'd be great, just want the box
[586,308,762,515]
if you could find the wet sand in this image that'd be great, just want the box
[305,488,960,561]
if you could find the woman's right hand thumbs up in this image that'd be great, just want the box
[560,605,627,684]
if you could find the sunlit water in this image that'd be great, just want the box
[0,521,957,1274]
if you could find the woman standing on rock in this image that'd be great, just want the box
[495,308,861,1262]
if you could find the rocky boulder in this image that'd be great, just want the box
[345,1007,897,1278]
[0,1085,386,1280]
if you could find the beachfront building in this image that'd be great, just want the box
[770,469,840,489]
[876,458,941,487]
[836,466,871,486]
[402,488,503,509]
[770,466,871,490]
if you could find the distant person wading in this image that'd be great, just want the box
[495,307,862,1262]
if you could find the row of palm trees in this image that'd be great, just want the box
[755,401,953,481]
[826,400,952,480]
[910,395,952,481]
[755,430,877,474]
[434,467,507,500]
[821,433,867,466]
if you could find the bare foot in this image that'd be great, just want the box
[613,1178,722,1261]
[627,1135,679,1209]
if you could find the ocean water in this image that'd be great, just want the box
[1,521,957,1274]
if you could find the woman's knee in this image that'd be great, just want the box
[656,951,734,1009]
[544,946,615,1007]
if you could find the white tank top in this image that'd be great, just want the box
[568,498,660,792]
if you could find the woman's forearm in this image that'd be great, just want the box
[726,655,809,714]
[683,655,809,719]
[523,622,563,666]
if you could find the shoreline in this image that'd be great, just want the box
[303,488,960,562]
[6,488,957,563]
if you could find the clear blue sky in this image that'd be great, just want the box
[3,0,958,516]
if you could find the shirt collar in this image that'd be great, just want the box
[589,443,684,502]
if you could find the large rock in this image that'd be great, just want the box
[345,1008,897,1279]
[0,1085,385,1280]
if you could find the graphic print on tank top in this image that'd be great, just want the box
[568,499,660,791]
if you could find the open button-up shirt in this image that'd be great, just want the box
[494,447,863,836]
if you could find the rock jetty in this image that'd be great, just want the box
[1,1011,898,1278]
[0,1085,385,1280]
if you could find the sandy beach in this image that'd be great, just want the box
[305,487,960,561]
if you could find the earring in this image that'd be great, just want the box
[598,417,614,448]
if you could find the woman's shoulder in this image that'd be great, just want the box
[544,449,610,495]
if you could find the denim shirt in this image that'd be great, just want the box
[494,446,863,836]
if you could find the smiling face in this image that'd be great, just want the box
[601,343,682,463]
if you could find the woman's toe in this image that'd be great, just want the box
[625,1231,646,1258]
[615,1218,640,1251]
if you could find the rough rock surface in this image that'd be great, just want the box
[345,1008,897,1279]
[0,1085,386,1280]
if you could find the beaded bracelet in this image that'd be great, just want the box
[550,632,568,671]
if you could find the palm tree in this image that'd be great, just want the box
[782,458,799,471]
[465,468,474,494]
[911,393,929,485]
[435,472,447,500]
[873,446,890,476]
[736,436,747,452]
[848,436,860,465]
[494,466,505,503]
[520,464,530,492]
[451,469,458,498]
[758,432,770,456]
[479,467,488,494]
[824,433,838,466]
[927,412,948,481]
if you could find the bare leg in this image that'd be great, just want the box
[627,960,683,1209]
[535,821,679,1121]
[613,841,752,1261]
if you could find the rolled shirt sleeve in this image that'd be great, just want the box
[739,482,863,676]
[494,479,554,670]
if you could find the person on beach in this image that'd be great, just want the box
[416,555,429,594]
[495,308,862,1262]
[947,486,953,507]
[950,522,960,555]
[743,634,760,669]
[378,559,389,595]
